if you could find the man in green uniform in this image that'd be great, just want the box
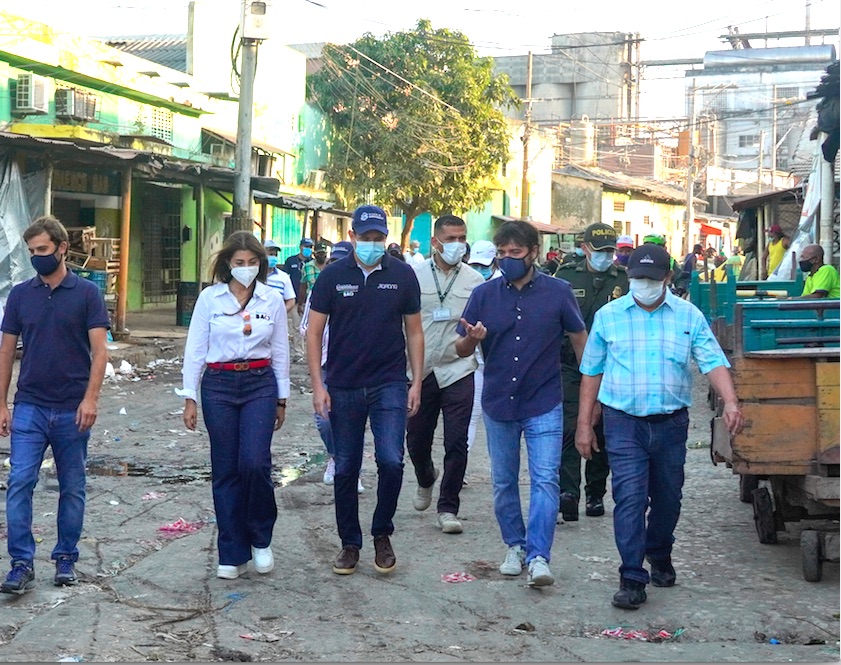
[555,223,628,521]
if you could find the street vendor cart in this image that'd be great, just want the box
[710,299,840,582]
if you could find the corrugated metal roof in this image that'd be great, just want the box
[555,164,704,206]
[104,34,188,73]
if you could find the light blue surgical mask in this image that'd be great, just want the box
[302,247,313,258]
[587,251,614,273]
[267,256,279,269]
[473,265,494,280]
[574,247,585,257]
[355,241,386,266]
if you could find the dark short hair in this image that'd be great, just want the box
[210,231,269,284]
[434,214,466,234]
[23,215,69,248]
[493,220,538,250]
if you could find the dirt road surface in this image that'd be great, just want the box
[0,349,838,662]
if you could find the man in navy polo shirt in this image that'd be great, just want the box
[282,237,313,362]
[0,215,110,594]
[307,204,424,577]
[456,220,587,588]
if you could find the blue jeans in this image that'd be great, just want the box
[201,366,278,566]
[602,405,689,584]
[315,368,334,456]
[6,403,90,564]
[328,382,407,549]
[483,403,562,564]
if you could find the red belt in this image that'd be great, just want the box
[206,359,271,371]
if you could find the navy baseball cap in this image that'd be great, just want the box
[330,241,353,260]
[627,245,671,280]
[352,205,388,235]
[300,237,314,247]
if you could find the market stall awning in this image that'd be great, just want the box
[252,191,336,211]
[491,215,562,235]
[700,223,722,236]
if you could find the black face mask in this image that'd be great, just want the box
[31,251,62,276]
[799,259,814,273]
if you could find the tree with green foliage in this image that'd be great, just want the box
[308,19,518,247]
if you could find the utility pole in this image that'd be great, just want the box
[233,37,257,232]
[520,51,533,219]
[770,84,777,190]
[758,129,765,193]
[685,81,696,256]
[805,0,812,45]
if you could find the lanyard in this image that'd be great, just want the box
[431,262,459,305]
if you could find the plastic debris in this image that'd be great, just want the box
[769,638,781,645]
[600,627,685,642]
[118,407,127,416]
[41,458,54,470]
[441,572,476,583]
[104,362,116,379]
[57,657,84,662]
[142,491,167,501]
[588,571,606,581]
[239,631,292,642]
[157,518,203,536]
[109,500,120,506]
[119,360,133,375]
[514,622,536,633]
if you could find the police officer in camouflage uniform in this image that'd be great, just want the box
[555,223,628,521]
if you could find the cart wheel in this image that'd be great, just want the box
[751,487,778,544]
[801,530,822,582]
[739,475,760,503]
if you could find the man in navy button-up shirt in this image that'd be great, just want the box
[456,220,587,588]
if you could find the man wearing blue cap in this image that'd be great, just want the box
[307,205,424,577]
[282,238,313,362]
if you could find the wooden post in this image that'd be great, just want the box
[196,183,204,285]
[113,167,132,339]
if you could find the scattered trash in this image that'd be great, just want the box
[573,554,612,563]
[239,631,292,642]
[441,572,476,583]
[157,518,203,537]
[224,592,247,612]
[514,622,536,633]
[2,457,9,468]
[41,458,54,470]
[600,627,684,642]
[113,437,121,442]
[686,441,707,449]
[108,500,120,506]
[754,632,767,642]
[35,537,43,543]
[57,657,84,662]
[142,491,167,501]
[104,362,116,379]
[118,407,127,416]
[119,360,133,375]
[769,638,781,645]
[588,572,606,581]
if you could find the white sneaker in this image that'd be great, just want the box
[323,458,336,485]
[437,512,463,534]
[252,546,274,574]
[527,556,554,587]
[357,476,364,494]
[217,563,248,579]
[499,545,526,576]
[413,467,439,511]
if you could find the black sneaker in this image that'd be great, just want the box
[54,555,78,586]
[647,555,676,587]
[585,496,605,517]
[1,561,35,595]
[612,578,647,610]
[559,492,579,522]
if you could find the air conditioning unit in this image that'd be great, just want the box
[305,169,325,189]
[15,73,49,115]
[81,93,97,121]
[55,89,76,118]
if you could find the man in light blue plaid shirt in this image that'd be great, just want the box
[576,244,744,611]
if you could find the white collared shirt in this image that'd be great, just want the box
[266,268,296,301]
[179,281,290,401]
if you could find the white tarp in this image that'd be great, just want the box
[0,151,37,302]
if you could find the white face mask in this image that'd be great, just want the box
[230,265,259,288]
[629,277,666,306]
[587,250,614,272]
[437,241,467,266]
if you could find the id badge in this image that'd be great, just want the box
[432,307,451,322]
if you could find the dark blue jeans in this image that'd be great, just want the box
[602,405,689,585]
[328,382,407,549]
[201,366,278,566]
[6,403,90,564]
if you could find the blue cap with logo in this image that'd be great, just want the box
[330,240,353,260]
[352,205,389,235]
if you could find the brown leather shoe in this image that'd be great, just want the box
[373,535,396,573]
[332,545,359,575]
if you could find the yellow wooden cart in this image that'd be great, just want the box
[711,300,840,581]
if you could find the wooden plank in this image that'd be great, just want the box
[730,461,814,475]
[732,357,816,400]
[744,348,841,358]
[816,361,840,387]
[732,403,818,463]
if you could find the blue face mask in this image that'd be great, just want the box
[498,256,531,282]
[574,247,585,257]
[615,253,630,267]
[355,241,386,266]
[302,247,313,258]
[31,251,61,276]
[587,251,614,273]
[267,256,279,269]
[474,265,494,280]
